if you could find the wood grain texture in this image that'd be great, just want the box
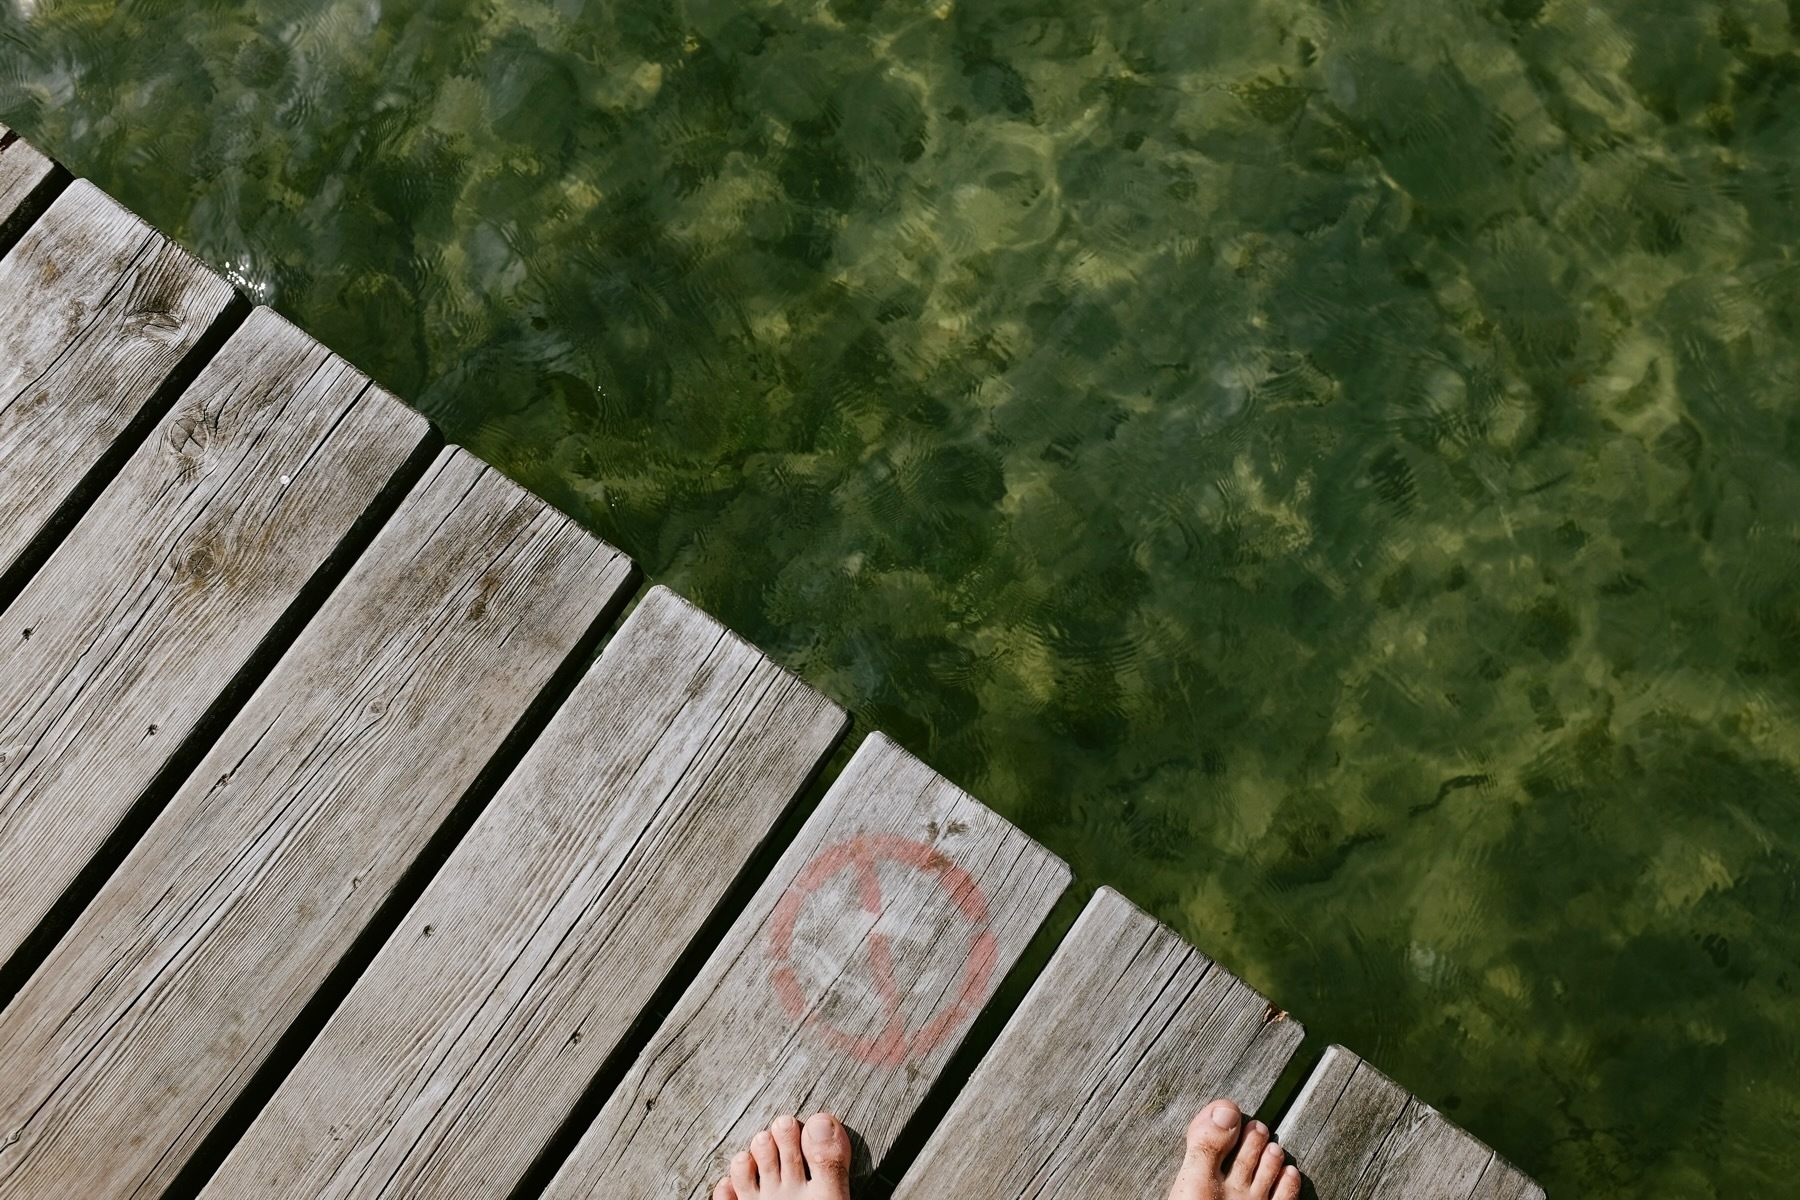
[0,306,430,967]
[0,180,240,586]
[1277,1047,1545,1200]
[202,584,845,1200]
[1467,1160,1546,1200]
[0,447,635,1200]
[0,126,66,252]
[892,886,1304,1200]
[542,733,1072,1200]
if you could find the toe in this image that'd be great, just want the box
[1229,1120,1271,1189]
[713,1179,739,1200]
[772,1115,804,1183]
[731,1150,758,1196]
[1250,1140,1288,1196]
[1181,1099,1243,1174]
[1275,1164,1302,1200]
[801,1112,852,1190]
[751,1130,780,1185]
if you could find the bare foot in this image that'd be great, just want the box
[1167,1099,1301,1200]
[713,1113,853,1200]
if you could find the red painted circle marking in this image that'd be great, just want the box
[766,833,997,1069]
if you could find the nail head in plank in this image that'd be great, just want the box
[893,886,1304,1200]
[0,306,431,967]
[1278,1046,1545,1200]
[0,447,634,1199]
[541,732,1071,1200]
[202,584,845,1200]
[0,126,67,252]
[0,181,239,588]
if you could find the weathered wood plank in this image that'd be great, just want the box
[1277,1047,1545,1200]
[1468,1159,1547,1200]
[1277,1044,1404,1194]
[540,733,1071,1200]
[202,584,844,1200]
[0,126,67,253]
[892,886,1304,1199]
[0,306,433,970]
[0,180,242,596]
[0,448,635,1199]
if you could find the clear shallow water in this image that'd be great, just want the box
[4,0,1799,1191]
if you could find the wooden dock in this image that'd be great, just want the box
[0,127,1544,1200]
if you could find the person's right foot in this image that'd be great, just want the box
[712,1113,852,1200]
[1166,1099,1301,1200]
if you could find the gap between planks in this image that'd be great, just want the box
[0,135,1551,1200]
[0,448,633,1199]
[541,732,1072,1200]
[202,585,846,1200]
[0,125,68,257]
[0,179,245,610]
[0,307,434,993]
[893,886,1304,1200]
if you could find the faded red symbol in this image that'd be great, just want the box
[767,833,997,1068]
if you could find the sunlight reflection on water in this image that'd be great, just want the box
[5,0,1800,1193]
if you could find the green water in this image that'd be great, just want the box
[5,0,1799,1191]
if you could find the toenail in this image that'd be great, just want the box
[1210,1104,1239,1129]
[1250,1120,1267,1135]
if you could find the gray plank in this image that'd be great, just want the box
[0,447,635,1199]
[0,126,66,251]
[1277,1047,1545,1200]
[892,886,1304,1200]
[0,180,240,589]
[0,306,431,968]
[542,733,1072,1200]
[1468,1159,1546,1200]
[202,584,845,1200]
[1278,1045,1404,1193]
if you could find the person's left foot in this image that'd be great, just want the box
[712,1113,853,1200]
